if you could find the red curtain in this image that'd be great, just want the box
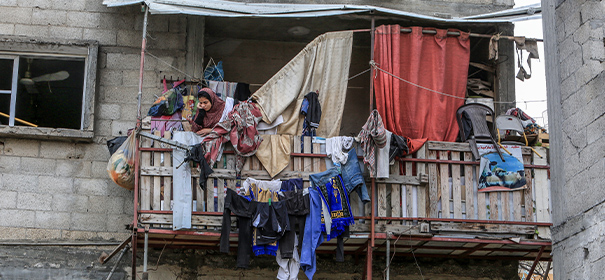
[373,25,470,142]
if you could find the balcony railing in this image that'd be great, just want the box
[132,131,551,267]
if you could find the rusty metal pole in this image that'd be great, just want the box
[132,5,148,279]
[525,246,545,280]
[137,5,149,124]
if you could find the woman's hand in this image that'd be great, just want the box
[196,128,212,136]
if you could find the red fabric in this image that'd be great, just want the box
[374,25,470,142]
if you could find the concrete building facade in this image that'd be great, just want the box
[0,0,523,279]
[542,0,605,279]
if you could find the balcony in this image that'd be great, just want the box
[132,132,552,276]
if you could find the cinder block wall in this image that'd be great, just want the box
[0,0,186,245]
[542,0,605,279]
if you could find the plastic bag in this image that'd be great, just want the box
[107,132,136,190]
[106,136,128,156]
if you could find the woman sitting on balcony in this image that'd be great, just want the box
[190,87,235,136]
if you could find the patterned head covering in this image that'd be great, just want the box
[197,87,226,129]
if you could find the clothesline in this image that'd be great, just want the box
[148,50,545,105]
[370,61,545,104]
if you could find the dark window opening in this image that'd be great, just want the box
[0,56,85,129]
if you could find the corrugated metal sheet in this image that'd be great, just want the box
[102,0,541,23]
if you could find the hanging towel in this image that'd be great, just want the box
[256,134,292,178]
[325,136,354,165]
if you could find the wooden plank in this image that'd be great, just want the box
[416,145,427,218]
[523,155,534,222]
[451,152,462,219]
[152,131,162,211]
[533,147,550,239]
[293,136,302,171]
[427,149,439,218]
[377,183,387,226]
[312,143,321,173]
[489,192,499,220]
[391,184,401,219]
[428,141,533,155]
[428,141,473,152]
[140,213,232,227]
[463,152,475,219]
[477,192,487,220]
[196,181,204,213]
[370,174,425,185]
[217,178,225,212]
[163,131,172,211]
[513,191,522,221]
[405,158,413,219]
[302,137,312,189]
[206,178,214,212]
[251,155,260,171]
[430,222,536,235]
[349,221,370,232]
[439,151,450,219]
[140,135,152,211]
[375,224,433,237]
[406,185,413,219]
[502,192,510,221]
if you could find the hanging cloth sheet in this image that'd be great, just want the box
[172,131,204,230]
[251,31,353,138]
[373,25,470,142]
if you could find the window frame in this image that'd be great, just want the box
[0,36,98,141]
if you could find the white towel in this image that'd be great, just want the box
[326,136,354,165]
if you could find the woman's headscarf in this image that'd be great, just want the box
[198,87,225,129]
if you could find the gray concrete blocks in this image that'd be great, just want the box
[0,7,33,25]
[66,11,102,28]
[0,190,18,208]
[0,209,35,227]
[2,138,40,157]
[2,173,39,193]
[82,27,117,45]
[70,213,109,231]
[74,178,111,196]
[31,9,67,26]
[34,211,70,229]
[51,194,89,213]
[17,192,53,211]
[98,103,122,121]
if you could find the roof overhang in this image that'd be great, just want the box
[103,0,541,23]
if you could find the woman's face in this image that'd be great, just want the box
[198,96,212,111]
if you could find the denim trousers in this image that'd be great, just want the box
[323,147,370,203]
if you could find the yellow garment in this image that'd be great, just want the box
[256,134,292,178]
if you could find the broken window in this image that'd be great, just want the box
[0,38,98,140]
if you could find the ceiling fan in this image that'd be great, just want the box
[19,58,70,94]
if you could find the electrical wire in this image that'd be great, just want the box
[383,225,424,280]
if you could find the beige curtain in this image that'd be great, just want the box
[251,31,353,138]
